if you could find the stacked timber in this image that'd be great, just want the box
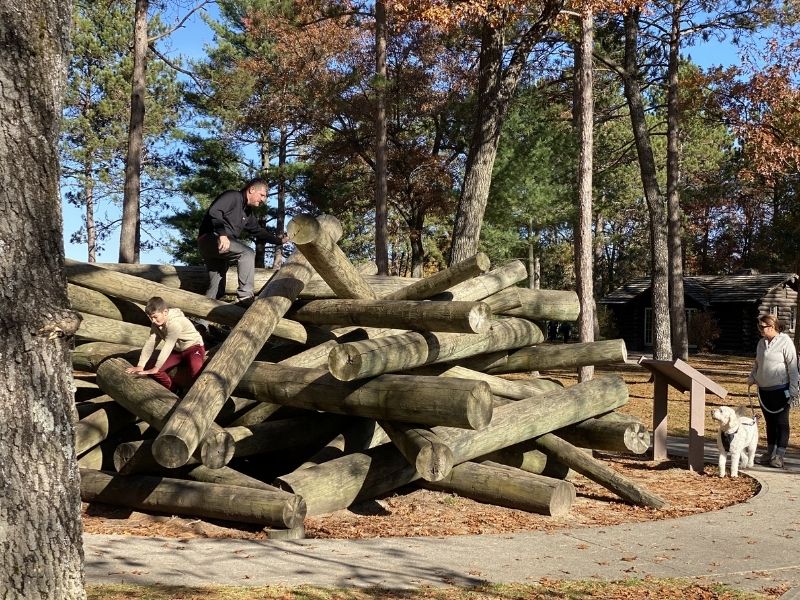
[70,213,661,539]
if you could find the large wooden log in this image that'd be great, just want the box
[532,433,667,508]
[68,283,148,325]
[83,262,416,299]
[426,461,575,516]
[288,299,492,334]
[380,422,453,482]
[72,342,139,371]
[296,418,387,470]
[96,357,234,469]
[328,317,544,381]
[500,288,580,321]
[80,468,306,528]
[77,312,151,346]
[275,376,627,515]
[432,260,528,302]
[152,215,339,468]
[481,339,628,374]
[75,396,138,455]
[407,363,562,399]
[288,213,377,299]
[480,287,523,313]
[380,253,491,300]
[65,258,308,344]
[235,363,493,429]
[475,447,570,479]
[555,415,651,454]
[227,414,349,458]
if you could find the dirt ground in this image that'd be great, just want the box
[81,353,767,541]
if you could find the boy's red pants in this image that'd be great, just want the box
[146,344,205,392]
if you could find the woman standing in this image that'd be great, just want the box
[748,315,800,468]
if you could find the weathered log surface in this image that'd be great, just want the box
[381,253,490,301]
[288,213,376,300]
[77,312,152,347]
[96,357,234,469]
[80,468,307,528]
[329,317,544,381]
[276,376,628,515]
[555,416,651,454]
[75,396,138,455]
[381,422,454,482]
[65,259,308,343]
[227,414,349,458]
[81,262,416,299]
[236,363,493,429]
[500,288,580,321]
[68,283,148,325]
[483,339,628,374]
[426,461,575,516]
[475,446,571,479]
[295,419,388,470]
[407,363,562,399]
[288,299,492,334]
[432,260,528,302]
[533,433,666,508]
[152,217,327,469]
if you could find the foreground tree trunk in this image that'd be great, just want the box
[0,0,85,595]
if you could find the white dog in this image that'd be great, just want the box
[711,406,759,477]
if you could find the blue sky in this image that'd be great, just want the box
[60,6,739,266]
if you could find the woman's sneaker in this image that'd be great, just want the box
[756,453,773,466]
[770,455,785,469]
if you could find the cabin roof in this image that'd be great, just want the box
[601,273,797,305]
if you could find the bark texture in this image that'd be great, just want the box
[0,0,85,595]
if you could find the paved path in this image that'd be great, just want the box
[83,438,800,596]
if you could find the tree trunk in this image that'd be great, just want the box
[381,252,490,300]
[0,0,84,594]
[85,161,97,262]
[621,10,671,360]
[409,209,425,278]
[328,317,544,381]
[119,0,148,263]
[289,299,492,333]
[667,0,687,360]
[575,9,595,382]
[449,1,565,264]
[374,0,389,275]
[80,468,306,528]
[426,461,575,516]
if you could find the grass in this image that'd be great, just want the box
[85,580,777,600]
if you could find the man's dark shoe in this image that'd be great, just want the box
[770,455,785,469]
[233,296,255,308]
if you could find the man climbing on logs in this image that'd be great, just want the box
[197,178,287,304]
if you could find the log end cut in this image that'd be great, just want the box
[466,381,493,430]
[416,443,454,482]
[287,214,322,245]
[152,433,193,469]
[623,423,651,455]
[199,430,236,469]
[547,479,577,517]
[327,344,362,381]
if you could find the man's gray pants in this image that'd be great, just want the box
[197,234,255,300]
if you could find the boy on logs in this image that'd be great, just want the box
[125,297,205,393]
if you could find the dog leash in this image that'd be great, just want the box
[746,385,759,419]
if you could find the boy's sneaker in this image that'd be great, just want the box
[770,455,785,469]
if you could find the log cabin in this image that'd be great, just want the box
[601,271,799,354]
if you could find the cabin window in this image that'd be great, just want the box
[770,305,778,316]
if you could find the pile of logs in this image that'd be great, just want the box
[69,213,662,539]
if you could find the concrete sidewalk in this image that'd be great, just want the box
[83,439,800,595]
